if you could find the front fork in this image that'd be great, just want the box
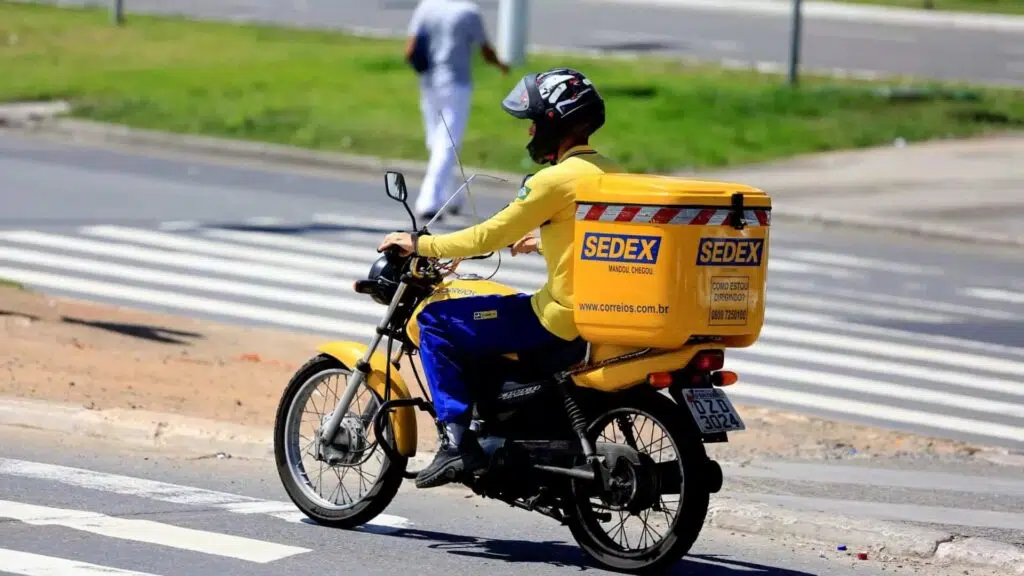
[318,282,409,445]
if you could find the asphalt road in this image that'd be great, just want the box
[43,0,1024,84]
[2,130,1023,451]
[0,425,1016,576]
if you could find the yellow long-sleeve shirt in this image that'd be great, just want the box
[416,145,623,341]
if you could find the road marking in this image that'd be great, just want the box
[0,246,382,319]
[81,225,367,276]
[81,225,547,288]
[0,458,413,533]
[766,306,1024,359]
[766,258,863,279]
[766,292,955,323]
[0,458,252,505]
[0,548,162,576]
[772,279,1021,321]
[0,230,349,291]
[0,266,377,338]
[782,249,945,276]
[739,342,1024,398]
[0,500,310,563]
[762,324,1024,377]
[729,383,1024,444]
[731,493,1024,532]
[200,227,552,272]
[727,359,1024,418]
[964,287,1024,305]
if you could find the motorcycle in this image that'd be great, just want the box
[273,167,769,573]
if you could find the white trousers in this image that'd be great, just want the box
[415,79,472,215]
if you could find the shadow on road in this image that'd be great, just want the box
[0,309,41,322]
[342,525,817,575]
[60,316,204,345]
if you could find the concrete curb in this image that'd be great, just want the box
[1,115,522,190]
[3,111,1020,248]
[707,498,1024,574]
[2,395,1022,573]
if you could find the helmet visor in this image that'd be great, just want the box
[501,78,533,119]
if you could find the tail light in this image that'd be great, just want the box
[692,350,724,372]
[648,350,729,389]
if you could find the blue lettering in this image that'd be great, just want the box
[580,233,662,264]
[696,238,764,267]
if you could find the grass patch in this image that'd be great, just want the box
[0,278,25,290]
[838,0,1024,15]
[2,2,1023,173]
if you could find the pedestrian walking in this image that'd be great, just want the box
[406,0,509,222]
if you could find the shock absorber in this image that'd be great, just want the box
[558,377,596,460]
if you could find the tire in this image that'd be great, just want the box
[564,389,711,574]
[274,353,408,529]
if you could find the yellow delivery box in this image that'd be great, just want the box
[573,174,772,350]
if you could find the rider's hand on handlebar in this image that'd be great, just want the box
[378,232,415,257]
[510,233,540,257]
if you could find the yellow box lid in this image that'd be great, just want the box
[575,174,771,208]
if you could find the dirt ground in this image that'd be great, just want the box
[0,285,1004,463]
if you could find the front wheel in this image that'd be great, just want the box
[273,354,407,528]
[565,390,711,574]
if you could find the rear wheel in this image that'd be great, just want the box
[565,390,711,574]
[274,354,407,528]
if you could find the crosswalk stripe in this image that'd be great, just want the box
[0,246,383,319]
[0,499,311,563]
[782,249,945,276]
[727,359,1024,418]
[729,383,1024,444]
[200,227,554,272]
[762,324,1024,377]
[81,225,382,277]
[0,458,413,532]
[766,292,955,323]
[739,343,1024,398]
[1,220,1020,447]
[964,287,1024,305]
[773,279,1021,321]
[0,548,162,576]
[0,230,350,290]
[766,306,1024,359]
[0,458,252,506]
[0,266,377,338]
[84,225,550,288]
[764,257,864,279]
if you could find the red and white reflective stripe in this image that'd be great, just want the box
[575,204,771,226]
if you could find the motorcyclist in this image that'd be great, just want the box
[378,67,623,489]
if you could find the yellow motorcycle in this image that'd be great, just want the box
[274,169,772,573]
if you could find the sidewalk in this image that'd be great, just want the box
[608,0,1024,31]
[694,132,1024,246]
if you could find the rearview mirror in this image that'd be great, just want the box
[385,171,408,203]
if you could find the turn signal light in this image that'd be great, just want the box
[712,371,739,387]
[648,372,674,389]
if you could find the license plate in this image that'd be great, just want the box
[680,388,746,434]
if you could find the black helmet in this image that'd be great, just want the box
[500,68,606,165]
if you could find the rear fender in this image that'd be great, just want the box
[316,341,418,457]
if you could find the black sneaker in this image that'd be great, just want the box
[414,432,488,489]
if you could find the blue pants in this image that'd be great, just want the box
[417,293,566,425]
